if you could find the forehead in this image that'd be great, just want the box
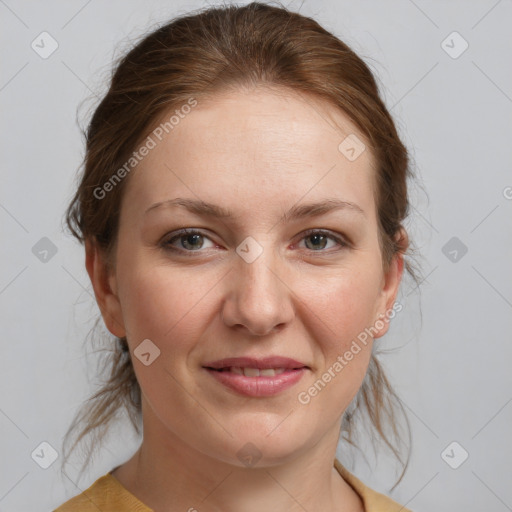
[121,87,377,224]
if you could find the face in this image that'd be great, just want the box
[89,87,403,467]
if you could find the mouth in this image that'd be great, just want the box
[202,356,308,371]
[202,356,309,397]
[207,366,298,377]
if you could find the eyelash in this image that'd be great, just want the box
[161,228,349,256]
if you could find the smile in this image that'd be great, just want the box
[204,366,307,397]
[202,356,309,397]
[212,367,288,377]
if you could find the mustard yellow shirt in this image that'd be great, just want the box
[54,459,412,511]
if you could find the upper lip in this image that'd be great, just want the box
[203,356,308,370]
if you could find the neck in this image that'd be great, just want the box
[112,403,363,512]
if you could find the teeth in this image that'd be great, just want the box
[243,367,260,377]
[226,367,287,377]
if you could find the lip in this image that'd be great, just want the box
[204,367,307,397]
[202,356,308,370]
[202,356,309,398]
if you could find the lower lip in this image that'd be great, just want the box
[204,368,307,397]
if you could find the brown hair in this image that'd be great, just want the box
[63,0,420,490]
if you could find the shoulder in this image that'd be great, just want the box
[54,474,112,511]
[334,459,413,512]
[53,472,152,512]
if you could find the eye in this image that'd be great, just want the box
[161,228,348,255]
[296,229,348,252]
[162,229,216,253]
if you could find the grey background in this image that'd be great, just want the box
[1,0,511,510]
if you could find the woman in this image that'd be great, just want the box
[55,2,419,510]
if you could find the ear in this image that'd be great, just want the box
[372,228,407,340]
[85,238,126,338]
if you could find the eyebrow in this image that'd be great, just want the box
[144,197,365,222]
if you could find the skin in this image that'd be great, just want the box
[86,86,405,512]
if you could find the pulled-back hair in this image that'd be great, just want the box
[63,0,420,489]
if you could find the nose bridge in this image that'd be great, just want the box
[223,234,294,335]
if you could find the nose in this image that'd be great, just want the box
[221,244,295,337]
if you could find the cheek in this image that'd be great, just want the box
[118,261,224,352]
[302,267,382,346]
[290,271,379,425]
[301,267,380,398]
[117,265,214,408]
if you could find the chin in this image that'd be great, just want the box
[218,420,312,468]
